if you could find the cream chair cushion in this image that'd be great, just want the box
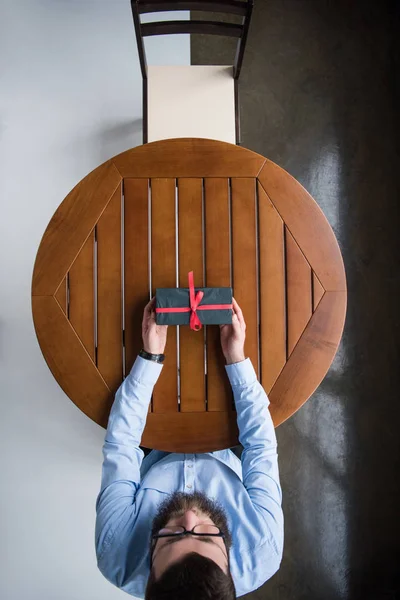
[147,65,236,144]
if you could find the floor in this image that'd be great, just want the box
[192,2,400,599]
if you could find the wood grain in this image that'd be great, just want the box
[97,184,123,392]
[258,183,286,392]
[258,160,346,291]
[137,1,248,17]
[32,296,112,428]
[32,139,347,452]
[313,272,325,311]
[68,231,95,362]
[151,178,178,412]
[54,277,67,315]
[141,20,243,38]
[32,161,121,295]
[124,179,150,375]
[178,178,206,412]
[113,138,266,179]
[269,291,347,426]
[231,178,259,375]
[204,178,232,411]
[286,228,312,356]
[142,410,239,452]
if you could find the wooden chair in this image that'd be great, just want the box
[131,0,254,144]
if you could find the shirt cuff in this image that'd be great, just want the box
[225,358,258,387]
[128,355,163,386]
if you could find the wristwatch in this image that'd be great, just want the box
[139,349,165,364]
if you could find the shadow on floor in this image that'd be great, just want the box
[192,1,400,598]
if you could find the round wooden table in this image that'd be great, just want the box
[32,138,346,452]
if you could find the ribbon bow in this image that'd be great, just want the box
[188,271,204,331]
[155,271,232,331]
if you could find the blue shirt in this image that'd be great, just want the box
[95,356,283,597]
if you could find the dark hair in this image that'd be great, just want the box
[145,552,236,600]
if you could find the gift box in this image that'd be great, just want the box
[156,271,232,331]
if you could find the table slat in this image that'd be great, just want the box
[258,183,286,392]
[124,179,150,376]
[32,162,121,295]
[32,296,112,427]
[286,228,312,356]
[54,277,67,315]
[231,178,259,375]
[68,231,95,362]
[142,410,239,453]
[151,178,178,412]
[97,184,123,392]
[204,178,232,411]
[178,178,206,412]
[313,272,325,311]
[258,161,346,291]
[269,291,346,426]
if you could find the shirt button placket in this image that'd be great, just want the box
[185,454,195,492]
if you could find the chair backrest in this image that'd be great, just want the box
[131,0,254,80]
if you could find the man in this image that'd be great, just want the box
[95,298,283,599]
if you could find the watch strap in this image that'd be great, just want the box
[139,349,165,364]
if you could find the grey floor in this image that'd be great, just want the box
[192,1,400,599]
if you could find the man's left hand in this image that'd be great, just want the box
[142,298,168,355]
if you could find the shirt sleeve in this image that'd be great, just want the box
[225,359,283,556]
[95,355,163,562]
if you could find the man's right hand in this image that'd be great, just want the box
[220,298,246,365]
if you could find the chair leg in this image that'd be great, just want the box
[235,79,241,145]
[143,78,148,144]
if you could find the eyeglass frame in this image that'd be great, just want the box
[150,525,226,568]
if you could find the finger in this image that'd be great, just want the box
[232,297,245,327]
[148,297,156,313]
[232,297,241,314]
[231,312,240,329]
[144,297,153,315]
[143,297,156,327]
[232,297,242,310]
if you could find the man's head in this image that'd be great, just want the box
[145,491,236,600]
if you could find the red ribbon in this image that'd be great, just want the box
[188,271,204,331]
[155,271,232,331]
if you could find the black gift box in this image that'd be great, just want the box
[156,286,233,326]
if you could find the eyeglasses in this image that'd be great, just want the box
[153,524,224,540]
[150,525,226,568]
